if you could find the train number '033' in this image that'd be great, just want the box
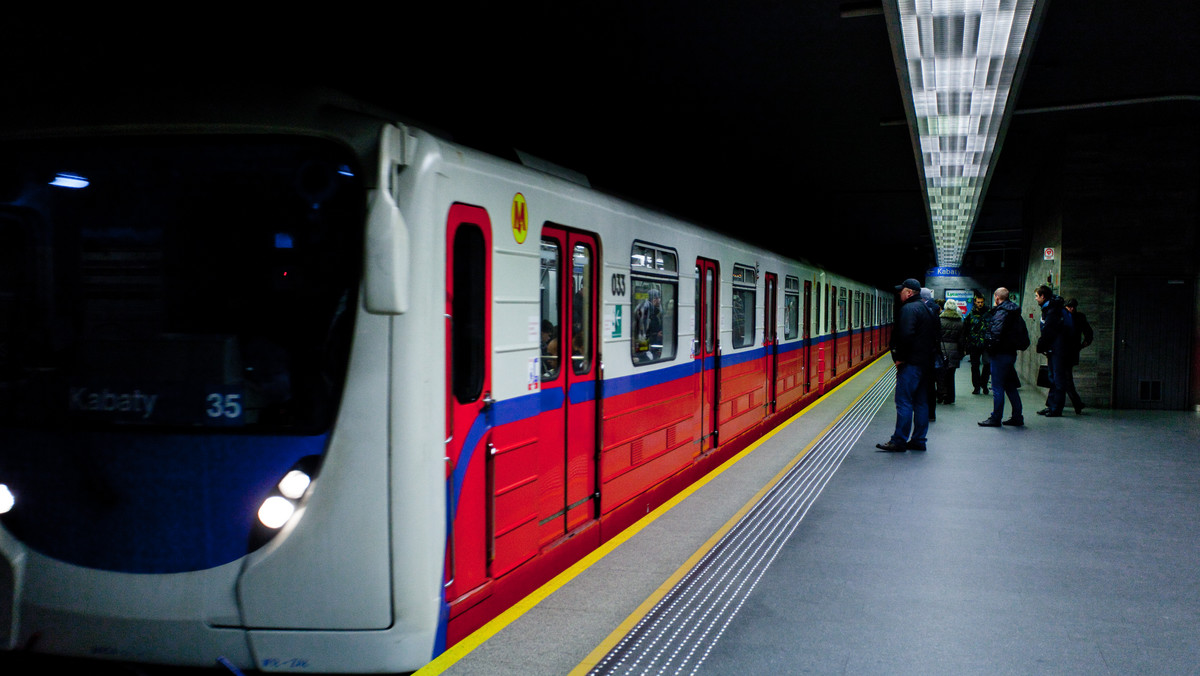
[611,273,627,296]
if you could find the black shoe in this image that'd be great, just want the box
[972,388,980,395]
[1036,408,1052,416]
[1043,411,1062,417]
[1075,405,1086,415]
[876,441,906,452]
[907,443,926,451]
[982,388,989,395]
[1003,416,1024,426]
[978,417,1001,427]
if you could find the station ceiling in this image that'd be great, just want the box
[5,1,1197,288]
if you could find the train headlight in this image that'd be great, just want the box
[277,469,311,500]
[0,484,13,514]
[254,456,320,531]
[258,496,296,529]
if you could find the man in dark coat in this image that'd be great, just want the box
[963,295,991,395]
[1063,298,1091,414]
[978,287,1027,427]
[1036,286,1080,416]
[877,278,939,452]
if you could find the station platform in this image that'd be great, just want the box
[423,356,1200,675]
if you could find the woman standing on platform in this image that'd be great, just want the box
[937,302,965,404]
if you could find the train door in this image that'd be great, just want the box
[764,272,778,412]
[829,285,837,376]
[695,258,720,453]
[444,205,492,599]
[538,225,599,542]
[803,280,813,393]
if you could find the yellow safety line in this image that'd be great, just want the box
[416,355,891,676]
[569,359,891,674]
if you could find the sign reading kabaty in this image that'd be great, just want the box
[70,387,159,419]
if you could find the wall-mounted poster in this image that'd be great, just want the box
[945,289,974,315]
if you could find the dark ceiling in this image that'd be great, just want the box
[4,1,1197,289]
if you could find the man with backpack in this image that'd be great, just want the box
[978,287,1029,428]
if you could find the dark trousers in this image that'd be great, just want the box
[1046,351,1083,413]
[969,350,990,392]
[989,352,1022,420]
[891,363,929,446]
[938,366,958,403]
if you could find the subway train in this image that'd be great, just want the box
[0,89,892,673]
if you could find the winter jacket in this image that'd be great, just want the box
[1036,295,1075,358]
[938,308,965,368]
[963,306,989,352]
[984,300,1027,356]
[891,295,940,367]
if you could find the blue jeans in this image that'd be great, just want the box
[891,363,929,446]
[989,353,1023,420]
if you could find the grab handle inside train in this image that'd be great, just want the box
[365,124,412,314]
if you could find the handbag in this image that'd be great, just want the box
[1037,364,1051,387]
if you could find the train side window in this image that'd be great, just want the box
[540,240,561,380]
[452,224,486,403]
[838,287,848,332]
[631,241,678,365]
[853,291,862,329]
[571,243,593,375]
[732,263,756,349]
[784,275,800,340]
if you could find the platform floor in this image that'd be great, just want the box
[426,358,1200,676]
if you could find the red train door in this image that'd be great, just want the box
[764,272,778,413]
[803,280,813,393]
[538,225,599,543]
[444,205,492,600]
[695,258,720,453]
[829,285,837,377]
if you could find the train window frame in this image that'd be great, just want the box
[853,291,862,329]
[784,275,800,341]
[629,241,679,366]
[731,263,757,349]
[837,287,848,332]
[452,224,487,403]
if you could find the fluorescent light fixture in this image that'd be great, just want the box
[50,173,90,189]
[885,0,1044,268]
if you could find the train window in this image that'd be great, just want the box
[539,240,561,380]
[452,225,487,403]
[853,291,862,329]
[571,244,593,375]
[630,241,678,365]
[838,287,848,332]
[732,263,756,349]
[784,276,800,340]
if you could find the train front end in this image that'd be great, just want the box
[0,94,442,672]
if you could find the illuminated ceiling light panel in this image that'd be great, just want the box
[884,0,1044,268]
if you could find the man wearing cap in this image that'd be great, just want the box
[877,278,939,452]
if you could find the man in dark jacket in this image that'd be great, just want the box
[877,278,939,452]
[978,287,1027,427]
[1064,298,1091,414]
[963,295,991,395]
[1035,286,1079,416]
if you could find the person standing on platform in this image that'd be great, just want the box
[963,295,991,395]
[937,302,965,404]
[1064,298,1091,414]
[877,278,939,452]
[920,288,944,421]
[1035,285,1078,417]
[978,287,1028,428]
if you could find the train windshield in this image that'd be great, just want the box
[0,135,364,433]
